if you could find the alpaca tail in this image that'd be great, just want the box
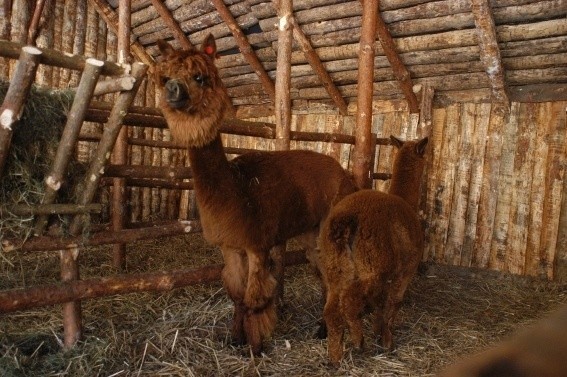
[327,214,358,255]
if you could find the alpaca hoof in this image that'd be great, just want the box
[314,323,327,339]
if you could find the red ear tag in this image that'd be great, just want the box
[204,46,214,55]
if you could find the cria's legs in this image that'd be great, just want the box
[340,282,365,350]
[380,274,413,350]
[221,247,247,345]
[324,292,346,367]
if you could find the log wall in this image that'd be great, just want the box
[1,0,566,280]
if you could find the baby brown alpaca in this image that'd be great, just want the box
[154,35,357,355]
[318,135,428,366]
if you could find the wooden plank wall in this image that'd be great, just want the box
[237,102,567,280]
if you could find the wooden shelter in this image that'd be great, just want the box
[0,0,566,351]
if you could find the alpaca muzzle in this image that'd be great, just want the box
[165,79,189,109]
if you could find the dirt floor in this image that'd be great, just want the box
[1,233,566,376]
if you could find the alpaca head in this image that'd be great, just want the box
[154,35,230,147]
[390,135,429,174]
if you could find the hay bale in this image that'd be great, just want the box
[0,79,88,240]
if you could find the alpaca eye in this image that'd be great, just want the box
[194,74,206,86]
[160,76,170,85]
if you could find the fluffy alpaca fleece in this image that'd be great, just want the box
[318,136,428,366]
[154,35,358,355]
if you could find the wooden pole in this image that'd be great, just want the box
[210,0,276,102]
[27,0,47,45]
[274,0,293,151]
[353,0,378,189]
[68,62,148,236]
[0,46,41,177]
[149,0,193,50]
[2,220,201,253]
[111,0,132,271]
[0,248,307,313]
[271,0,348,116]
[34,58,105,235]
[375,9,419,113]
[0,39,125,75]
[272,0,294,303]
[470,0,510,108]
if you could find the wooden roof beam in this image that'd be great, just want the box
[89,0,154,67]
[271,1,348,116]
[210,0,276,103]
[149,0,193,50]
[471,0,510,107]
[375,7,419,113]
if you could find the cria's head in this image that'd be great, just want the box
[154,35,229,147]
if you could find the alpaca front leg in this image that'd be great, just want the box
[221,247,247,345]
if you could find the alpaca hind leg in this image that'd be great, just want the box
[243,249,278,354]
[340,282,365,350]
[323,292,346,367]
[380,276,413,350]
[221,247,247,345]
[269,243,286,307]
[244,249,277,310]
[243,300,277,356]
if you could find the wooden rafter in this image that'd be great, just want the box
[88,0,154,67]
[149,0,193,50]
[375,9,419,113]
[471,0,510,107]
[271,1,348,116]
[210,0,276,102]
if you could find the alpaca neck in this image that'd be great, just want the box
[187,135,233,196]
[388,164,423,210]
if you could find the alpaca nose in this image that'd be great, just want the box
[164,79,189,108]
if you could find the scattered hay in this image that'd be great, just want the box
[1,233,566,376]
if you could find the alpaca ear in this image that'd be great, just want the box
[390,135,404,149]
[202,34,218,59]
[157,39,176,58]
[416,137,429,155]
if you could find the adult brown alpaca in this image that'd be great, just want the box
[154,35,357,355]
[318,135,428,366]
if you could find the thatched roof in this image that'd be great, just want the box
[93,0,567,116]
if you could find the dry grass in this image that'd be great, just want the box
[1,233,566,376]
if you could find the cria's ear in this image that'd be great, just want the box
[416,136,429,155]
[157,39,176,58]
[202,34,218,59]
[390,135,404,149]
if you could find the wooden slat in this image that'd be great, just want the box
[460,103,490,267]
[210,0,275,102]
[375,9,419,113]
[149,0,193,49]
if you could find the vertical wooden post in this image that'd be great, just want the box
[353,0,378,189]
[274,0,293,151]
[272,0,293,303]
[556,106,567,281]
[111,0,132,270]
[0,46,41,177]
[61,247,81,347]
